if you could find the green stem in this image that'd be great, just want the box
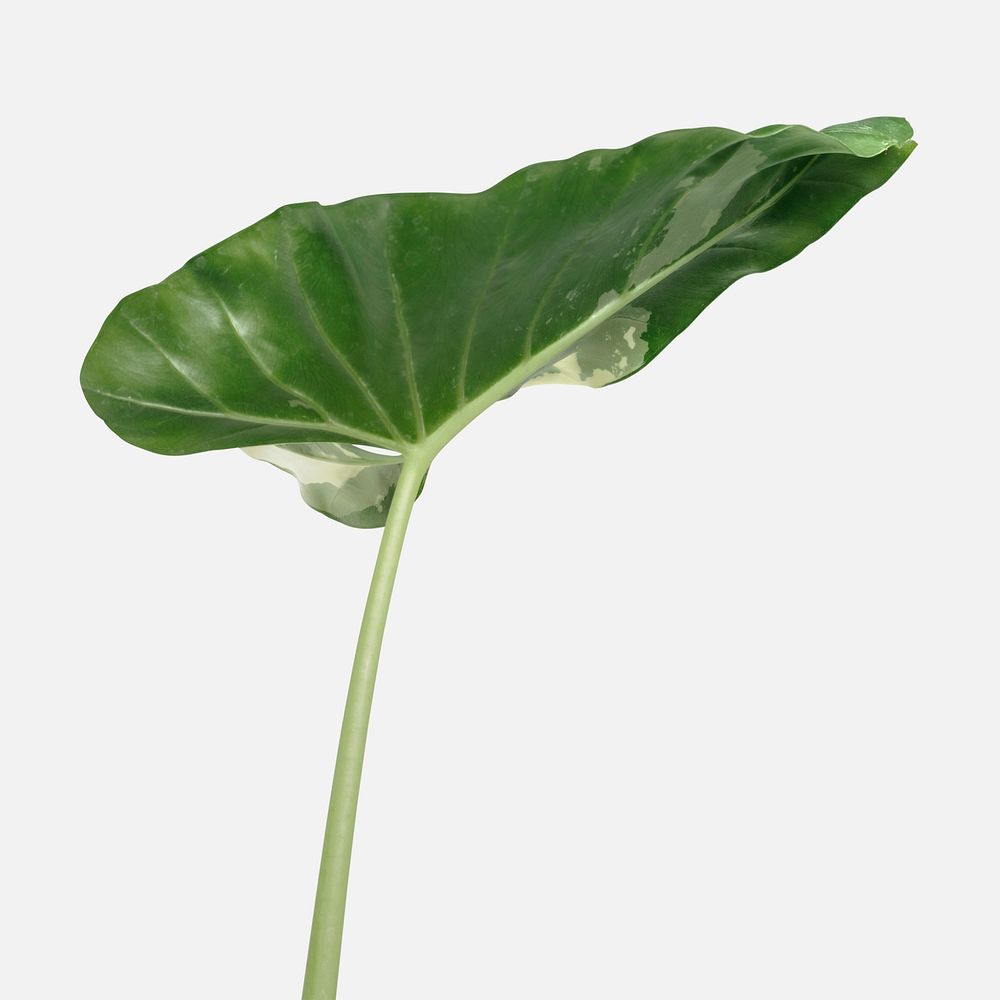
[302,450,431,1000]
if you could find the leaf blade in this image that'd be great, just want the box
[81,117,914,522]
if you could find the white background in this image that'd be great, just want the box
[3,3,997,998]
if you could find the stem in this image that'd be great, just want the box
[302,450,431,1000]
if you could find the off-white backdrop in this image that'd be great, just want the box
[3,3,997,999]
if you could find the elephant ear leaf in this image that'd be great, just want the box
[81,116,914,525]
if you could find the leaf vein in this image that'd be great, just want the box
[85,388,398,446]
[455,215,517,407]
[277,212,406,443]
[521,155,642,361]
[193,277,337,423]
[386,263,426,438]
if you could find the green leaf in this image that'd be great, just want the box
[81,117,914,526]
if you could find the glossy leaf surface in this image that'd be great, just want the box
[82,118,913,525]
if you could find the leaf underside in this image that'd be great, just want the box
[82,117,914,526]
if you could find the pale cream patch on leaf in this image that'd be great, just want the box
[243,442,404,528]
[524,304,652,389]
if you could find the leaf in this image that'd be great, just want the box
[81,117,914,525]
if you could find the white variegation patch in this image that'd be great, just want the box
[630,144,768,287]
[525,303,652,389]
[243,442,404,528]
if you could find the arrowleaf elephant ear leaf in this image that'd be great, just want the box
[81,117,914,525]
